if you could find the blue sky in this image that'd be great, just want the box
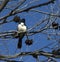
[0,0,60,62]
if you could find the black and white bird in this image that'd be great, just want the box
[17,19,27,49]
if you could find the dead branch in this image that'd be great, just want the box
[0,0,9,12]
[0,0,55,21]
[0,50,60,59]
[29,9,60,18]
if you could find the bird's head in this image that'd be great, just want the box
[21,19,25,23]
[19,18,25,24]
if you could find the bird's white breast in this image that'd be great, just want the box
[18,23,27,33]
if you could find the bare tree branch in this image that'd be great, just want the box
[14,0,55,14]
[0,0,55,21]
[0,0,60,62]
[0,50,60,59]
[29,9,60,18]
[0,0,9,12]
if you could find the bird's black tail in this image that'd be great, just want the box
[17,38,22,49]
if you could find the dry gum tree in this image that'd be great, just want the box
[0,0,60,62]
